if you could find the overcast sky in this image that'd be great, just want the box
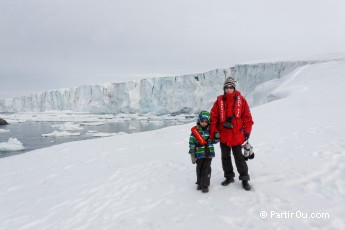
[1,0,345,99]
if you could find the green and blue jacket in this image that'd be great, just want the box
[188,125,215,158]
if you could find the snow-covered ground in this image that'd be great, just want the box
[0,60,345,229]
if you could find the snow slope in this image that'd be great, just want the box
[0,60,345,229]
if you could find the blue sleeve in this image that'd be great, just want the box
[189,133,196,154]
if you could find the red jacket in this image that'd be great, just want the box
[210,90,254,146]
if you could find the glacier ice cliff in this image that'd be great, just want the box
[1,54,345,115]
[0,69,232,115]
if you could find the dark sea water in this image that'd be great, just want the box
[0,118,192,158]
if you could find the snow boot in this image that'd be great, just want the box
[221,177,234,186]
[242,180,251,191]
[197,184,202,190]
[202,186,209,193]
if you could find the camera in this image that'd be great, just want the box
[223,116,234,129]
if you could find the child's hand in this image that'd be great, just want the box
[212,139,219,144]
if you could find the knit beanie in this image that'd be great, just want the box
[197,111,210,123]
[224,77,236,89]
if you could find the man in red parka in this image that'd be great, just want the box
[210,76,254,191]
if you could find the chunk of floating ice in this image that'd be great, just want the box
[42,131,81,137]
[0,138,25,152]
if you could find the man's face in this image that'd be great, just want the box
[224,86,235,94]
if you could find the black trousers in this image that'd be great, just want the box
[196,158,212,187]
[220,142,250,181]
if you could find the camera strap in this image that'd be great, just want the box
[232,94,237,119]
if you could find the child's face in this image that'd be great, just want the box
[200,120,209,127]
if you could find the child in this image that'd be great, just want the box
[188,111,217,193]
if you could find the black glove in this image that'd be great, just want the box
[244,133,250,141]
[213,132,220,144]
